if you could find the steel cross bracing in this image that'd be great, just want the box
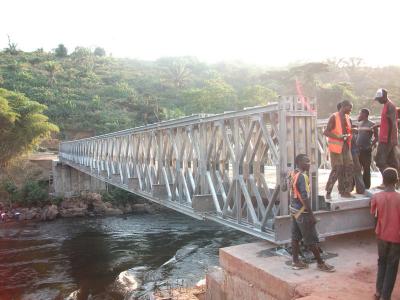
[59,97,374,244]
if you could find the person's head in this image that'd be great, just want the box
[340,100,353,115]
[295,154,310,172]
[336,102,342,111]
[383,167,399,186]
[358,108,370,121]
[374,88,388,104]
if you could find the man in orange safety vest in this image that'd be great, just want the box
[324,100,354,199]
[290,154,335,272]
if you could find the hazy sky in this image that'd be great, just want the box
[1,0,399,66]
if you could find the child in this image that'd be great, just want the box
[371,167,400,300]
[290,154,335,272]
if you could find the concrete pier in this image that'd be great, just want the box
[52,161,106,198]
[206,231,400,300]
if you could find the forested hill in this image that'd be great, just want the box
[1,45,399,138]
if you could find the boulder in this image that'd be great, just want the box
[59,207,87,218]
[47,205,59,220]
[91,198,107,214]
[31,208,42,220]
[16,208,29,220]
[122,203,133,214]
[40,205,59,221]
[111,270,140,296]
[104,207,123,215]
[61,197,87,210]
[85,192,102,202]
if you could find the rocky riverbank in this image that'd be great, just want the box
[0,192,160,223]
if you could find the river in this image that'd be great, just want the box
[0,209,258,299]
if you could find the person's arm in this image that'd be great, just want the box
[323,115,342,139]
[370,195,376,215]
[387,105,396,140]
[297,174,316,223]
[372,122,378,146]
[351,119,358,133]
[370,195,378,227]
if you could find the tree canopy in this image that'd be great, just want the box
[0,88,58,166]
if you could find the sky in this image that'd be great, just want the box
[1,0,399,66]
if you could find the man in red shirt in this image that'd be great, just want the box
[370,167,400,300]
[374,89,399,181]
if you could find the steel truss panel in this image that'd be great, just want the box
[59,96,374,244]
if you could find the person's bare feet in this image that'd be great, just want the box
[325,193,331,200]
[340,192,355,198]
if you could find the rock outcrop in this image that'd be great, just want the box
[111,270,141,297]
[40,204,59,221]
[59,197,88,218]
[0,192,161,224]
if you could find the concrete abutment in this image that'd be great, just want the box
[52,161,106,198]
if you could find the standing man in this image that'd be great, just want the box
[357,108,378,189]
[370,167,400,300]
[324,100,354,199]
[290,154,335,272]
[374,88,399,180]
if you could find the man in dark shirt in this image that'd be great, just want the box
[374,89,399,185]
[290,154,335,272]
[357,108,378,189]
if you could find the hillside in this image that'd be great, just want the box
[1,45,399,139]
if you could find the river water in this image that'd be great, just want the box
[0,209,258,299]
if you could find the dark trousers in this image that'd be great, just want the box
[375,143,399,175]
[352,152,365,194]
[359,149,372,189]
[326,146,353,194]
[376,239,400,300]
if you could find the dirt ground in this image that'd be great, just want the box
[154,285,205,300]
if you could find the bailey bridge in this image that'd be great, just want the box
[55,96,376,244]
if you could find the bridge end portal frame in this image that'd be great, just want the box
[59,97,374,244]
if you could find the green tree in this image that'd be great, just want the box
[238,85,277,108]
[0,88,59,167]
[93,47,106,57]
[183,78,237,113]
[158,57,194,88]
[54,44,68,58]
[44,61,62,85]
[4,35,19,55]
[316,82,357,117]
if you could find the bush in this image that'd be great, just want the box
[20,180,48,207]
[0,179,21,207]
[50,196,63,206]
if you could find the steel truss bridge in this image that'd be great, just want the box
[59,97,375,244]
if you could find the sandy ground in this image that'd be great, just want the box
[154,285,205,300]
